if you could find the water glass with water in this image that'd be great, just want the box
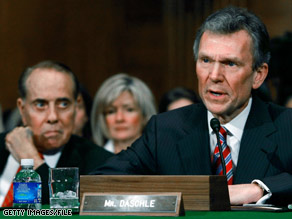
[48,167,80,212]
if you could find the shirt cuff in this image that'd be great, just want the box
[252,179,272,204]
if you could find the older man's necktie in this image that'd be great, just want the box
[213,126,233,185]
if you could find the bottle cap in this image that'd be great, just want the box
[21,159,34,166]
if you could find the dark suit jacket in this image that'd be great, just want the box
[92,96,292,206]
[0,134,113,204]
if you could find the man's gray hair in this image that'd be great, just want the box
[193,6,270,71]
[18,60,80,100]
[91,73,157,146]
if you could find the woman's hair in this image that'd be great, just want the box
[159,87,200,113]
[91,73,157,146]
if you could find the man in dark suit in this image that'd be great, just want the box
[92,6,292,206]
[0,60,113,206]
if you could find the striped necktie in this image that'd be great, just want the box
[213,126,233,185]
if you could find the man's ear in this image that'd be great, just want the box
[17,98,27,125]
[252,63,268,89]
[76,94,82,106]
[73,93,82,118]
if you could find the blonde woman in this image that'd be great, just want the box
[91,73,157,154]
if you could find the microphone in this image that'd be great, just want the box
[210,118,226,175]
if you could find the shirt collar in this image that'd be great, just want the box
[104,140,115,153]
[208,97,252,141]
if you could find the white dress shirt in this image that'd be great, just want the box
[207,97,271,204]
[208,98,252,171]
[104,140,115,153]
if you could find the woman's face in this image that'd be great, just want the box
[105,91,144,143]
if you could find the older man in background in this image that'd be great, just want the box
[0,60,113,206]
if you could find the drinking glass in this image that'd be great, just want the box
[48,167,80,212]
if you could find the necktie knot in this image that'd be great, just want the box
[219,126,227,139]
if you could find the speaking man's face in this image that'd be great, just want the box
[196,30,267,123]
[17,68,76,152]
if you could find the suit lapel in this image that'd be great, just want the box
[56,136,81,168]
[176,104,213,175]
[235,97,277,183]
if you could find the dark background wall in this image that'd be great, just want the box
[0,0,291,111]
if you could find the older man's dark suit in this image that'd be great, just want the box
[93,96,292,205]
[0,134,113,204]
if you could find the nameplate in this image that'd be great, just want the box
[80,192,183,216]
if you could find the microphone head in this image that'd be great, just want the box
[210,118,220,132]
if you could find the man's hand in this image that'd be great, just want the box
[228,183,264,205]
[5,126,45,169]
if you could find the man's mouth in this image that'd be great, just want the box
[44,130,61,137]
[210,90,224,97]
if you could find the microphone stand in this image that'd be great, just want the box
[210,118,226,176]
[214,131,226,176]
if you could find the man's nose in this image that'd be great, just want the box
[209,62,224,82]
[47,106,58,123]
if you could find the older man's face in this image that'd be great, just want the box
[17,68,76,152]
[196,30,267,123]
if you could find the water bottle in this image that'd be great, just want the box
[13,159,42,209]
